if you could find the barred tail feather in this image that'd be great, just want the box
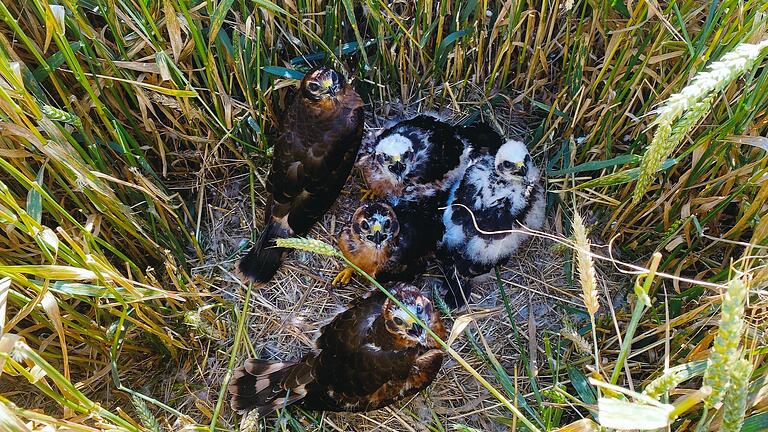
[228,359,310,416]
[239,222,288,283]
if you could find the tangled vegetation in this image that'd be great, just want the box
[0,0,766,431]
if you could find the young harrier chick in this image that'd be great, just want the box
[439,139,545,308]
[239,67,364,284]
[358,114,468,202]
[229,283,446,415]
[334,200,444,285]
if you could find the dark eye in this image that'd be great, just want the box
[307,82,321,92]
[361,220,369,230]
[503,160,513,169]
[416,305,423,314]
[383,219,391,229]
[393,317,404,326]
[404,150,412,159]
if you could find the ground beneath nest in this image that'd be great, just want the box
[180,105,627,431]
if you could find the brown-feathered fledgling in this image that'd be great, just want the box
[228,283,446,415]
[334,202,399,285]
[239,67,365,283]
[333,200,444,285]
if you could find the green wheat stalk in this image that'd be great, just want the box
[633,39,768,203]
[721,358,753,431]
[703,278,748,407]
[609,252,661,385]
[132,395,164,432]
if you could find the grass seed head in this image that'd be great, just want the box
[634,95,713,203]
[131,396,163,432]
[573,213,599,317]
[721,358,753,432]
[275,237,341,257]
[643,369,686,399]
[561,320,593,355]
[633,38,768,203]
[703,278,748,407]
[657,40,768,124]
[41,105,82,127]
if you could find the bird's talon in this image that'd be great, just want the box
[332,267,355,286]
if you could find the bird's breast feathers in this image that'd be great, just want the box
[339,230,392,276]
[443,155,546,264]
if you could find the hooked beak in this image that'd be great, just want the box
[389,161,405,176]
[516,163,528,178]
[369,222,386,246]
[407,322,424,340]
[324,79,339,97]
[372,230,384,246]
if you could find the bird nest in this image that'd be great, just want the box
[189,101,626,431]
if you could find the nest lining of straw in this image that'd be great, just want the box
[185,101,628,431]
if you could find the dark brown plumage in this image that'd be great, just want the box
[334,200,444,285]
[228,283,446,415]
[239,67,365,283]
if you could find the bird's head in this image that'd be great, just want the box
[300,67,345,101]
[382,283,433,345]
[374,134,416,181]
[352,202,399,249]
[494,139,539,185]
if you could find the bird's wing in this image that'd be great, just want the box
[314,291,421,396]
[457,121,504,160]
[336,345,421,397]
[267,91,364,234]
[379,199,444,280]
[451,163,485,212]
[316,290,382,353]
[405,116,466,185]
